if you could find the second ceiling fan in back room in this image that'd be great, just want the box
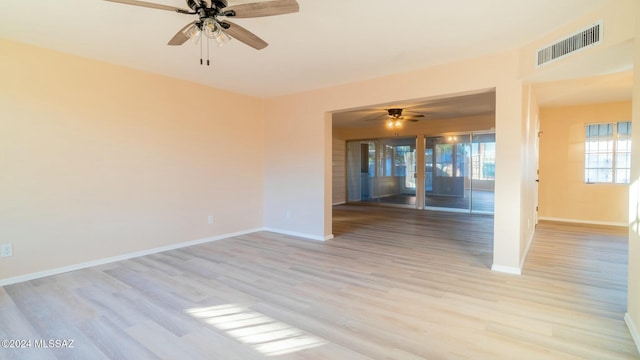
[104,0,299,64]
[384,108,425,129]
[364,108,426,130]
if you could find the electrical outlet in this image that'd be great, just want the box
[1,243,13,257]
[208,215,214,224]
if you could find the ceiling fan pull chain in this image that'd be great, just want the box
[207,38,211,66]
[200,34,204,65]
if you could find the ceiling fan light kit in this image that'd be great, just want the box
[387,119,403,129]
[382,108,425,130]
[104,0,299,64]
[201,18,231,46]
[184,24,202,43]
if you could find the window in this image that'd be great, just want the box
[585,121,632,184]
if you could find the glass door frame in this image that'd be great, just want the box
[422,131,495,214]
[345,136,419,209]
[424,133,472,213]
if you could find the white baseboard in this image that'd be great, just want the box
[262,227,332,241]
[0,227,333,287]
[491,264,522,275]
[625,313,640,354]
[538,216,627,227]
[0,228,262,287]
[493,230,533,276]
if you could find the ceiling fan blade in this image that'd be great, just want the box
[404,114,425,122]
[220,20,268,50]
[364,116,386,122]
[168,21,197,46]
[222,0,299,18]
[403,110,425,115]
[104,0,191,13]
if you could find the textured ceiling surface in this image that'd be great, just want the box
[0,0,621,99]
[1,1,633,128]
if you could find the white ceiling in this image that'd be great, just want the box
[533,71,634,107]
[0,0,628,101]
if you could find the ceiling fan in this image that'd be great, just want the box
[104,0,299,51]
[386,108,424,122]
[365,108,426,129]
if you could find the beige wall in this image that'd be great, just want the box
[627,0,640,349]
[0,39,265,280]
[521,85,540,261]
[331,136,346,205]
[493,71,528,272]
[538,101,631,225]
[262,93,331,239]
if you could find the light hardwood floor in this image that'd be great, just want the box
[1,205,638,359]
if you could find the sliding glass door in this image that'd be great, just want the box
[346,137,417,207]
[425,135,471,211]
[470,133,495,213]
[347,133,493,213]
[425,132,494,213]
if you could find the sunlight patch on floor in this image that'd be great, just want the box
[186,304,327,356]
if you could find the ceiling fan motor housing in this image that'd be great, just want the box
[187,0,228,13]
[388,108,403,118]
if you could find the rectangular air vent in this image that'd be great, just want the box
[536,21,602,67]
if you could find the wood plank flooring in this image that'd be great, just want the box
[1,205,637,359]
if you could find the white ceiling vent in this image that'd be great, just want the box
[536,21,602,67]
